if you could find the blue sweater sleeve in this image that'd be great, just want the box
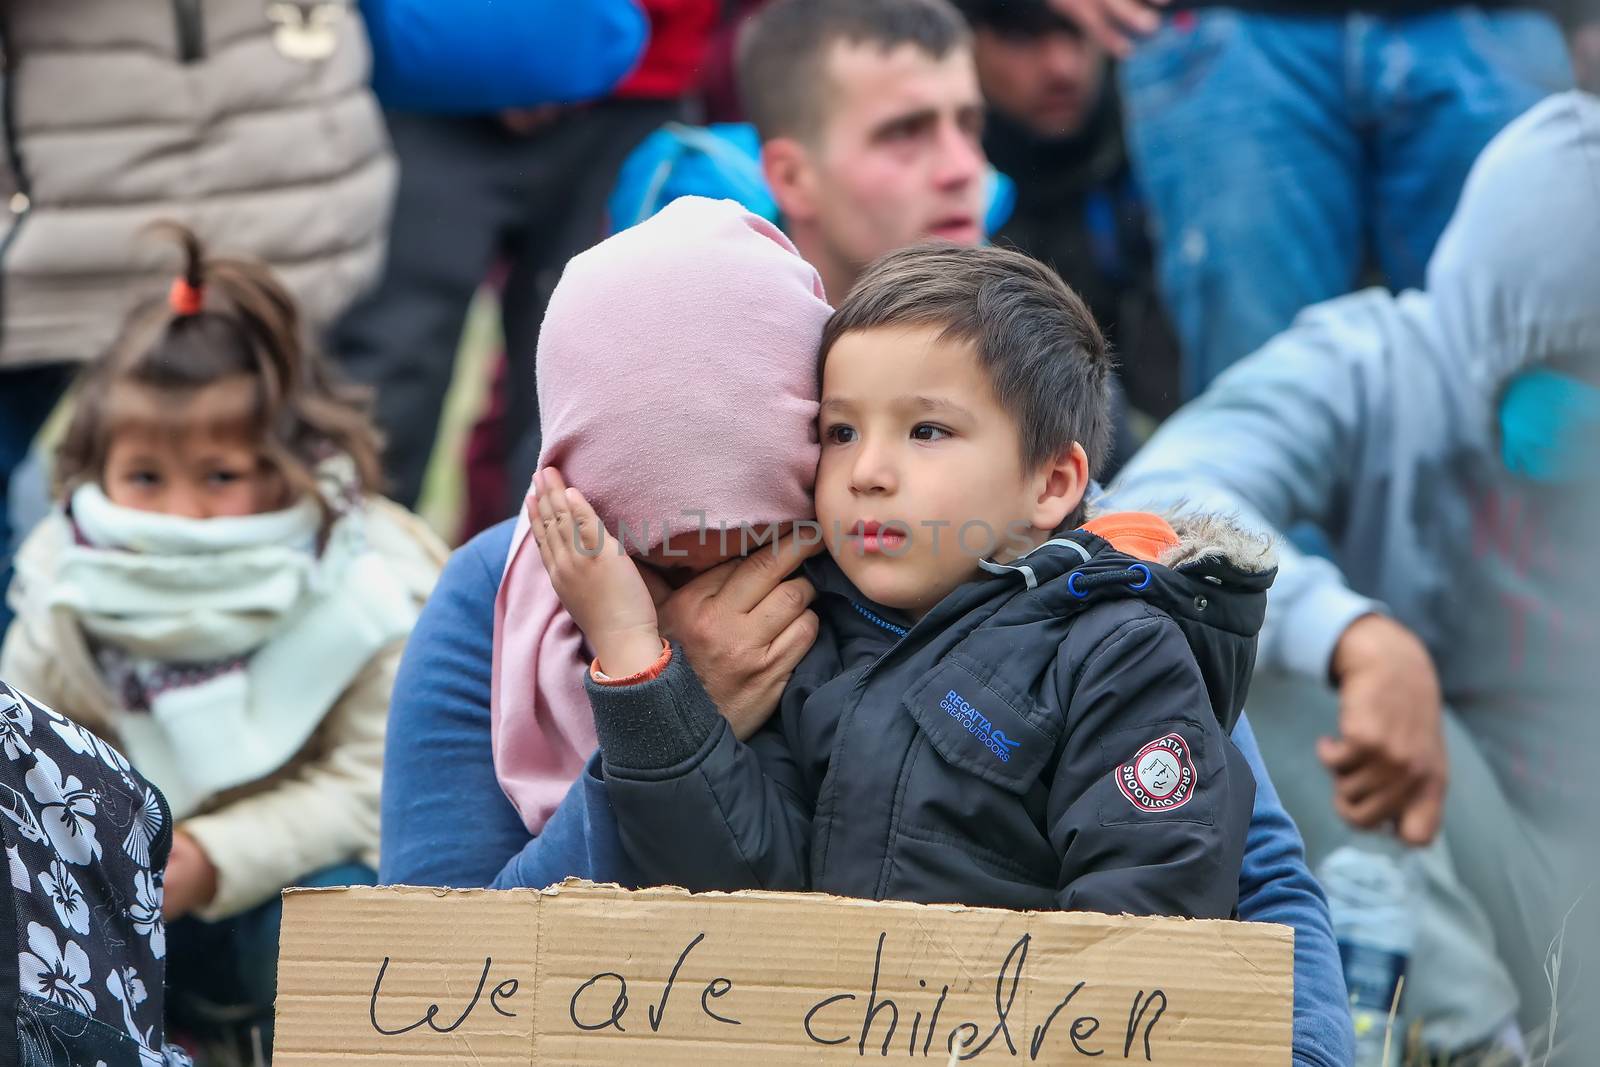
[490,753,641,891]
[1234,715,1355,1067]
[360,0,649,113]
[380,520,525,886]
[379,519,642,890]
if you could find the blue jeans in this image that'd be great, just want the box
[1119,7,1573,397]
[0,364,72,637]
[165,862,376,1055]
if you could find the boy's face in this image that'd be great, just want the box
[815,324,1048,618]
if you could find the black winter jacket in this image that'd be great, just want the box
[591,517,1275,919]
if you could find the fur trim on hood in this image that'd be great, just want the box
[1083,501,1279,574]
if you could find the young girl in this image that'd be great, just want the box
[0,227,445,1057]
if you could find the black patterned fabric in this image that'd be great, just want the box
[0,679,192,1066]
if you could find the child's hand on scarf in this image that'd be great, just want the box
[529,467,664,678]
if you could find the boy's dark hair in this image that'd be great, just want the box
[55,224,384,522]
[737,0,972,144]
[821,243,1113,523]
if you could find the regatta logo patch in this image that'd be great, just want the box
[939,689,1022,763]
[1117,733,1196,812]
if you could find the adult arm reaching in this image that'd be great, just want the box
[1109,293,1454,844]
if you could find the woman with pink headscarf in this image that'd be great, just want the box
[374,201,1349,1067]
[379,197,834,885]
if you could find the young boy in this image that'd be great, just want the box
[532,244,1272,918]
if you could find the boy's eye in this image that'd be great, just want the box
[824,424,858,445]
[911,423,951,442]
[207,469,245,487]
[126,471,161,488]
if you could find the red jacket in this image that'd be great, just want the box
[616,0,720,99]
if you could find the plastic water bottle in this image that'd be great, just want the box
[1319,841,1413,1067]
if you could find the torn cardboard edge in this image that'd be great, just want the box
[275,880,1294,1065]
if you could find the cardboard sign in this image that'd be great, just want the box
[275,881,1292,1065]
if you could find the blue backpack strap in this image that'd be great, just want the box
[982,167,1016,237]
[607,123,778,233]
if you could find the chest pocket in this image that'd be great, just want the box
[900,655,1057,794]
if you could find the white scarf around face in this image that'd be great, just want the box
[43,461,416,818]
[61,481,325,662]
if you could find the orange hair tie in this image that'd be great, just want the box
[169,277,204,316]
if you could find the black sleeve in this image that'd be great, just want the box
[1048,613,1255,919]
[589,646,816,892]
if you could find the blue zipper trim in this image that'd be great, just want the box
[852,601,909,638]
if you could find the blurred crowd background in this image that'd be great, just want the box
[0,1,1596,1065]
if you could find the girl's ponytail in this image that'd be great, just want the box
[165,223,205,316]
[55,225,385,518]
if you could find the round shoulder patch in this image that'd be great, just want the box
[1116,733,1197,813]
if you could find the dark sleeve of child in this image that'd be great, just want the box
[1049,605,1256,919]
[586,646,821,892]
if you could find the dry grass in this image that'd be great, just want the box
[414,286,502,544]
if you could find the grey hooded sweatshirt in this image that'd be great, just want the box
[1110,90,1600,822]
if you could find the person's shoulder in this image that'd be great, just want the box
[362,496,450,600]
[1056,596,1189,677]
[386,521,517,720]
[456,517,517,580]
[8,508,72,611]
[422,517,517,614]
[12,507,71,564]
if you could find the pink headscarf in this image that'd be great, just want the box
[490,197,832,834]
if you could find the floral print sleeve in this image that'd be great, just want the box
[0,680,192,1067]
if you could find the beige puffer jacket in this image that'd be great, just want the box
[0,0,395,368]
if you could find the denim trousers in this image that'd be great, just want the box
[1119,6,1573,397]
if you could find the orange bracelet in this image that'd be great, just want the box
[590,639,672,686]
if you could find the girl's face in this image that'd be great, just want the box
[102,383,287,519]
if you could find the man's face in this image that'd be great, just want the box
[972,26,1106,138]
[796,41,987,282]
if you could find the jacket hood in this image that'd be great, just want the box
[1061,508,1277,733]
[1426,91,1600,404]
[806,509,1277,732]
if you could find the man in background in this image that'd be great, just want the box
[726,0,1138,468]
[734,0,989,302]
[957,0,1181,423]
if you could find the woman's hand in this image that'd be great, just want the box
[659,531,823,739]
[530,467,663,678]
[162,829,217,921]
